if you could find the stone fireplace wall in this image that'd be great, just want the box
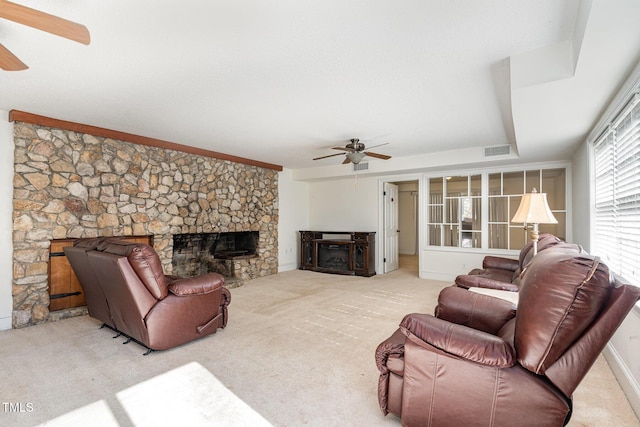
[12,122,278,328]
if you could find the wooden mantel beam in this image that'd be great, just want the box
[8,110,283,172]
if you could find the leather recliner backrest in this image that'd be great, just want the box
[64,237,114,327]
[518,234,563,270]
[97,240,169,300]
[514,246,612,375]
[511,234,569,289]
[517,239,535,270]
[544,278,640,396]
[86,249,156,343]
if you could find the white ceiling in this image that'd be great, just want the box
[1,0,640,172]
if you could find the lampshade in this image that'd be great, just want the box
[512,188,557,256]
[511,188,558,225]
[346,152,366,164]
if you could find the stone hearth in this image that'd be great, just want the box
[12,121,279,328]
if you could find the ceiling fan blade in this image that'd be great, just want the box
[363,142,389,151]
[313,152,345,161]
[331,147,351,152]
[0,43,28,70]
[364,151,391,160]
[0,0,90,45]
[342,157,352,164]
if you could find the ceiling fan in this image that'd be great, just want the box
[0,0,90,71]
[313,138,392,165]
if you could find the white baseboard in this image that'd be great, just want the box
[0,315,12,331]
[278,262,298,273]
[419,271,456,282]
[603,343,640,420]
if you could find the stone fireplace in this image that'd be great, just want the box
[11,120,279,328]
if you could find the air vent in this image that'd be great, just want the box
[484,145,511,157]
[353,162,369,171]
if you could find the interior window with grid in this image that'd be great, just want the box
[593,93,640,286]
[488,169,566,250]
[427,168,566,250]
[428,175,481,248]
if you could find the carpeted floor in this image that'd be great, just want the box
[1,255,638,426]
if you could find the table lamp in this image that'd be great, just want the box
[511,188,558,255]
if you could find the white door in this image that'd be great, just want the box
[384,182,399,273]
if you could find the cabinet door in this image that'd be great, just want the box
[301,240,315,268]
[49,240,85,311]
[299,232,315,268]
[353,243,368,274]
[353,233,375,276]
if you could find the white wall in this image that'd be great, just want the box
[571,140,591,251]
[277,169,309,272]
[308,175,379,231]
[0,111,14,330]
[420,248,511,282]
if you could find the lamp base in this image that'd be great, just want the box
[530,223,540,255]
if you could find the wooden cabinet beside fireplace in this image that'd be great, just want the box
[299,231,376,277]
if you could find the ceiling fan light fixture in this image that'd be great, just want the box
[346,152,366,164]
[312,138,391,164]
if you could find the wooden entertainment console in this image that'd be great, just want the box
[299,231,376,277]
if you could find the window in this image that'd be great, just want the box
[428,175,481,248]
[487,169,566,250]
[488,171,528,250]
[428,175,482,248]
[427,167,567,250]
[593,93,640,286]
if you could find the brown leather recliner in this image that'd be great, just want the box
[455,233,567,291]
[65,238,231,353]
[376,246,640,426]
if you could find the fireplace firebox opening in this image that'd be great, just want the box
[172,231,259,280]
[317,243,350,271]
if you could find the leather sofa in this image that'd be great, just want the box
[454,233,567,291]
[375,245,640,426]
[64,238,231,354]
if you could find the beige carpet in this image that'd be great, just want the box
[1,255,638,426]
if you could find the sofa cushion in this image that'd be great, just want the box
[97,240,168,300]
[515,246,611,374]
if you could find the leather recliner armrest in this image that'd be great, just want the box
[455,274,519,292]
[435,286,516,334]
[375,328,406,374]
[168,273,225,296]
[482,256,519,271]
[400,313,516,367]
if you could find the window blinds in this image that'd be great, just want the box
[593,94,640,286]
